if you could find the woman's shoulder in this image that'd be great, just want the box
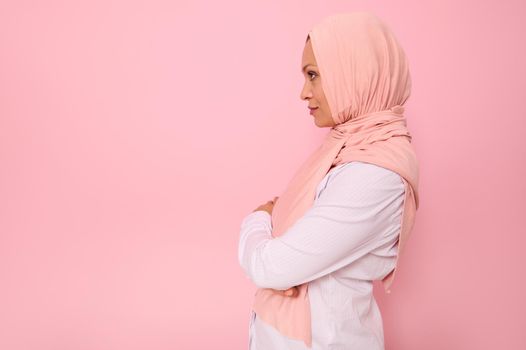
[313,160,406,235]
[319,161,405,200]
[331,161,403,185]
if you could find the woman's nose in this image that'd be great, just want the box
[300,84,312,100]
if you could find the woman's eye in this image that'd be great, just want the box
[308,71,317,80]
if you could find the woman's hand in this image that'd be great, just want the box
[252,196,279,215]
[252,196,299,297]
[274,287,299,297]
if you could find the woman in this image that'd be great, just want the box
[238,11,419,349]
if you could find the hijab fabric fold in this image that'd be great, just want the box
[251,12,419,348]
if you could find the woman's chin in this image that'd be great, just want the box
[313,118,328,128]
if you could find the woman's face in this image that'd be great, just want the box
[300,38,335,128]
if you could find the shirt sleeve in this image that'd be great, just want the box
[237,162,405,290]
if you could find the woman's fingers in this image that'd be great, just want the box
[281,287,298,297]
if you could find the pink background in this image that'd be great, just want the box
[1,1,525,349]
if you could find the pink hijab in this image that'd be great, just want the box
[251,12,419,348]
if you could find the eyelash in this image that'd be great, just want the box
[308,71,317,80]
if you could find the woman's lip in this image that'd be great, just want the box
[309,107,318,115]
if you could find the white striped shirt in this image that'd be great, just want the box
[238,161,406,349]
